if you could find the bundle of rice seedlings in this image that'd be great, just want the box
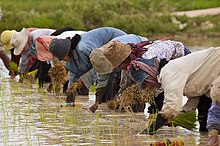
[25,69,38,83]
[69,82,78,93]
[171,112,197,131]
[106,96,120,110]
[118,84,154,112]
[148,112,197,132]
[48,64,67,95]
[9,61,18,76]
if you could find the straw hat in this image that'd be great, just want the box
[90,41,131,74]
[0,30,17,51]
[10,28,29,55]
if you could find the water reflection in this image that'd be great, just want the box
[1,38,220,145]
[0,78,214,146]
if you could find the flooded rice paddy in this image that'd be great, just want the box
[0,38,220,146]
[0,78,210,146]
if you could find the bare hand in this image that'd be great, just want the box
[89,102,99,113]
[207,135,219,146]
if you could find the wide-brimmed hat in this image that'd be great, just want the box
[49,38,71,61]
[0,30,17,51]
[90,48,114,74]
[90,40,131,74]
[10,28,29,55]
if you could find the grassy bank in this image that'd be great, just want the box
[1,0,220,38]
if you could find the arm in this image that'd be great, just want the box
[0,50,10,70]
[142,69,189,135]
[66,70,80,103]
[18,51,31,73]
[159,71,189,119]
[89,73,111,113]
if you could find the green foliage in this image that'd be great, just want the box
[172,112,197,131]
[89,85,96,92]
[8,62,18,72]
[0,0,220,36]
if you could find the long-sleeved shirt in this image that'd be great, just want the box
[66,27,127,87]
[119,40,188,94]
[36,30,87,62]
[158,47,220,119]
[68,33,148,88]
[19,29,55,73]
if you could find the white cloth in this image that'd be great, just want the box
[142,40,185,61]
[158,47,220,119]
[56,31,86,39]
[31,29,55,44]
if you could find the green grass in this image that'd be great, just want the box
[1,0,220,37]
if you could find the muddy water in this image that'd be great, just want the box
[0,38,220,146]
[0,79,209,146]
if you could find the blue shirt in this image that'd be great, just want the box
[66,27,127,85]
[112,34,148,44]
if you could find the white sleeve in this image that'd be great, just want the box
[159,70,189,120]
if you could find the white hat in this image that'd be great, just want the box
[10,28,29,55]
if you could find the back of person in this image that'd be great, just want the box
[76,27,126,53]
[66,27,127,82]
[142,40,189,61]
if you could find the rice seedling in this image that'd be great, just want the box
[48,64,67,96]
[171,112,197,131]
[8,62,18,77]
[107,84,154,113]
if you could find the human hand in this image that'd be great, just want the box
[141,114,167,135]
[207,130,219,146]
[89,102,99,113]
[66,89,76,103]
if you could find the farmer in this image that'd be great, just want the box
[0,43,11,72]
[138,46,220,135]
[49,27,149,110]
[91,39,191,113]
[49,27,127,105]
[35,27,85,88]
[35,29,86,92]
[90,40,213,132]
[9,28,55,80]
[206,77,220,146]
[0,28,38,77]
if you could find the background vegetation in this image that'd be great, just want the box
[1,0,220,38]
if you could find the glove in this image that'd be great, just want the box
[141,114,167,135]
[66,89,76,103]
[207,129,219,146]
